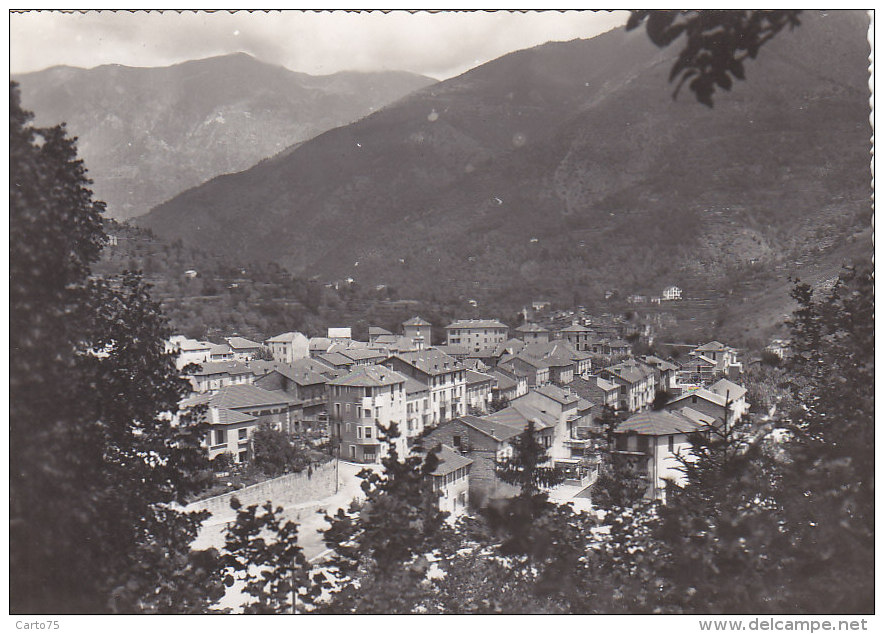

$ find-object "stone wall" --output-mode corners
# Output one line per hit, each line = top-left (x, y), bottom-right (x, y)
(184, 460), (337, 521)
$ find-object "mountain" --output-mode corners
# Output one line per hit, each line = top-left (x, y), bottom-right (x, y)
(138, 11), (872, 341)
(13, 53), (435, 219)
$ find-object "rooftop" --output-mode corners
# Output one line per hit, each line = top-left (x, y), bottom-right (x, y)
(206, 384), (297, 410)
(709, 378), (748, 401)
(265, 331), (307, 344)
(403, 316), (432, 327)
(465, 369), (494, 386)
(187, 360), (253, 377)
(457, 415), (522, 442)
(695, 340), (728, 352)
(368, 326), (393, 336)
(515, 323), (550, 333)
(327, 364), (406, 388)
(211, 408), (257, 426)
(531, 383), (579, 406)
(446, 319), (508, 330)
(615, 410), (703, 436)
(226, 336), (262, 350)
(390, 349), (462, 376)
(428, 444), (474, 477)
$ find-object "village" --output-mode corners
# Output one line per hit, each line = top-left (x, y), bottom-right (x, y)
(168, 287), (765, 521)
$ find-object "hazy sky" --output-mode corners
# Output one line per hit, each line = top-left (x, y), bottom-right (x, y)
(10, 10), (629, 80)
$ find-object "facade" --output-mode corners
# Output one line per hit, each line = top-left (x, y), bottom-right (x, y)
(368, 326), (393, 344)
(514, 323), (551, 343)
(567, 375), (620, 414)
(327, 365), (408, 464)
(186, 361), (254, 393)
(402, 316), (432, 349)
(487, 366), (528, 403)
(662, 286), (683, 301)
(599, 360), (657, 412)
(427, 444), (473, 519)
(557, 324), (593, 351)
(185, 384), (298, 463)
(425, 416), (520, 506)
(225, 336), (263, 362)
(253, 361), (331, 424)
(383, 350), (467, 427)
(500, 353), (551, 387)
(265, 331), (310, 364)
(445, 319), (509, 352)
(166, 335), (211, 370)
(404, 377), (431, 439)
(662, 382), (747, 428)
(464, 369), (494, 414)
(613, 409), (707, 501)
(639, 355), (680, 392)
(327, 327), (352, 343)
(512, 385), (584, 462)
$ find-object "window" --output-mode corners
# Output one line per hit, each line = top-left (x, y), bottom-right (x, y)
(238, 451), (248, 463)
(364, 408), (372, 418)
(357, 427), (362, 439)
(453, 435), (461, 448)
(365, 427), (372, 439)
(350, 445), (356, 458)
(334, 403), (341, 418)
(238, 428), (248, 441)
(214, 429), (227, 445)
(691, 395), (697, 404)
(668, 435), (675, 453)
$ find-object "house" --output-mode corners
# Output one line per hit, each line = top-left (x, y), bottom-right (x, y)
(315, 351), (357, 372)
(662, 382), (747, 428)
(691, 341), (741, 377)
(612, 409), (709, 501)
(598, 360), (657, 412)
(368, 326), (393, 344)
(662, 285), (683, 301)
(336, 347), (388, 367)
(185, 360), (254, 393)
(556, 323), (593, 351)
(383, 349), (467, 426)
(424, 416), (520, 505)
(445, 319), (509, 352)
(484, 401), (557, 458)
(766, 338), (791, 360)
(402, 316), (433, 349)
(638, 355), (680, 392)
(514, 323), (551, 343)
(522, 340), (592, 382)
(327, 327), (352, 343)
(166, 336), (211, 370)
(512, 384), (586, 462)
(499, 353), (550, 387)
(487, 366), (528, 403)
(265, 331), (310, 364)
(327, 365), (408, 463)
(567, 375), (620, 414)
(308, 337), (336, 358)
(225, 336), (263, 362)
(253, 360), (332, 425)
(433, 344), (472, 361)
(183, 384), (299, 463)
(425, 444), (473, 519)
(677, 355), (717, 387)
(464, 369), (494, 414)
(208, 342), (234, 362)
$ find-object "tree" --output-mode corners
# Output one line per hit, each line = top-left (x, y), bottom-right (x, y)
(589, 406), (648, 511)
(10, 82), (219, 613)
(250, 422), (305, 477)
(222, 500), (314, 614)
(627, 10), (803, 106)
(317, 425), (451, 613)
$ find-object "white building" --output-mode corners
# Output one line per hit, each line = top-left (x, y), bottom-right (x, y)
(445, 319), (509, 353)
(265, 331), (310, 364)
(662, 286), (683, 301)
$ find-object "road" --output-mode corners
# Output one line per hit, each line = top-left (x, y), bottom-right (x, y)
(191, 460), (377, 611)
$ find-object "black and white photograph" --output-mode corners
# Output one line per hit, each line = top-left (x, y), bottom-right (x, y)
(8, 8), (875, 623)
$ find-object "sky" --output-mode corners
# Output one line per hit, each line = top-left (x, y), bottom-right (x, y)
(10, 10), (629, 80)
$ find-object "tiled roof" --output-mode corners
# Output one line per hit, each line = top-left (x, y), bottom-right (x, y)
(404, 376), (430, 395)
(317, 352), (356, 367)
(445, 319), (508, 330)
(308, 337), (334, 351)
(488, 369), (517, 391)
(709, 378), (748, 401)
(434, 344), (471, 357)
(368, 326), (393, 336)
(226, 336), (262, 350)
(267, 363), (329, 386)
(641, 355), (679, 373)
(428, 444), (473, 476)
(486, 401), (555, 431)
(577, 397), (595, 412)
(291, 357), (344, 379)
(677, 407), (717, 426)
(172, 338), (211, 352)
(208, 343), (232, 355)
(513, 352), (550, 369)
(403, 316), (432, 326)
(187, 361), (253, 377)
(695, 340), (727, 351)
(390, 349), (461, 376)
(532, 384), (579, 406)
(615, 410), (702, 436)
(667, 387), (728, 408)
(515, 323), (549, 333)
(559, 324), (592, 333)
(211, 408), (257, 425)
(265, 331), (307, 343)
(465, 369), (494, 386)
(327, 364), (407, 388)
(207, 384), (297, 410)
(467, 346), (499, 358)
(493, 338), (525, 357)
(457, 415), (521, 442)
(339, 348), (387, 362)
(603, 360), (654, 384)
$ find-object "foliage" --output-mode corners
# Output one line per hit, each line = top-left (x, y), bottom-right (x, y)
(250, 422), (307, 477)
(222, 500), (314, 614)
(494, 420), (564, 496)
(627, 10), (803, 106)
(488, 395), (510, 413)
(589, 406), (648, 511)
(9, 82), (219, 613)
(317, 425), (451, 613)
